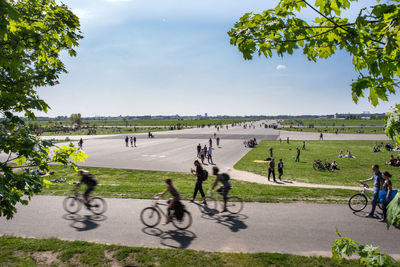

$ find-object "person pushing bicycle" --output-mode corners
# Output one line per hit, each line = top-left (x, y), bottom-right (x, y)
(74, 169), (98, 206)
(156, 178), (181, 225)
(210, 166), (231, 212)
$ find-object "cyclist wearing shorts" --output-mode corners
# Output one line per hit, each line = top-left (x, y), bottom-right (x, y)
(74, 170), (98, 206)
(210, 166), (231, 212)
(157, 178), (181, 224)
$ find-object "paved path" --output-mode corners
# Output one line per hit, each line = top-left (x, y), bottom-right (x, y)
(0, 196), (399, 259)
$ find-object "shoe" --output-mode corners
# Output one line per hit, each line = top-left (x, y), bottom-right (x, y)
(162, 220), (171, 225)
(221, 209), (228, 212)
(190, 199), (194, 203)
(202, 200), (207, 205)
(378, 218), (386, 222)
(364, 214), (374, 218)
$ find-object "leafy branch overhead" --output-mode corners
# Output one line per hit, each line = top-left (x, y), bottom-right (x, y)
(0, 0), (85, 219)
(228, 0), (400, 107)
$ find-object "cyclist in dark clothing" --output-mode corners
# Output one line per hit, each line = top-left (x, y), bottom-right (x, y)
(190, 160), (206, 204)
(210, 166), (231, 212)
(74, 170), (98, 205)
(156, 178), (181, 224)
(380, 171), (393, 222)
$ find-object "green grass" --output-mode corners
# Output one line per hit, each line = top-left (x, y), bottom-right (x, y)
(234, 140), (400, 187)
(281, 119), (384, 127)
(280, 126), (385, 134)
(0, 235), (367, 267)
(42, 166), (356, 204)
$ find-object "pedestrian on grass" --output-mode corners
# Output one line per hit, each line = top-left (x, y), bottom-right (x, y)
(279, 138), (282, 144)
(133, 136), (136, 147)
(278, 159), (284, 180)
(295, 147), (300, 162)
(302, 141), (306, 150)
(269, 147), (273, 157)
(197, 144), (202, 158)
(287, 137), (289, 144)
(190, 160), (206, 203)
(208, 147), (214, 165)
(125, 136), (129, 147)
(360, 165), (384, 218)
(130, 137), (133, 147)
(268, 158), (276, 182)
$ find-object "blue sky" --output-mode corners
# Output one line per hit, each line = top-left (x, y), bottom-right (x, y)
(37, 0), (399, 117)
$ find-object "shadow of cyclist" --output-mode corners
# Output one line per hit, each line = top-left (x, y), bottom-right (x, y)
(215, 214), (248, 232)
(63, 214), (107, 232)
(141, 227), (197, 249)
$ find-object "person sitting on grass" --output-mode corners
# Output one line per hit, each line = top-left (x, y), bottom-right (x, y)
(331, 161), (339, 170)
(338, 150), (344, 158)
(156, 178), (181, 225)
(388, 155), (397, 166)
(344, 150), (354, 158)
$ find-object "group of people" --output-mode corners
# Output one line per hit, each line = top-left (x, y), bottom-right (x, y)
(387, 155), (400, 167)
(338, 150), (354, 158)
(196, 138), (219, 165)
(125, 136), (137, 147)
(267, 158), (284, 182)
(360, 165), (393, 222)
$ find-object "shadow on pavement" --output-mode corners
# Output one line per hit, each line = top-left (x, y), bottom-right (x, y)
(141, 227), (197, 249)
(62, 213), (107, 232)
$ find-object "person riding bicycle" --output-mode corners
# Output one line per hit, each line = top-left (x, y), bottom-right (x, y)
(210, 166), (231, 212)
(156, 178), (181, 225)
(74, 169), (98, 206)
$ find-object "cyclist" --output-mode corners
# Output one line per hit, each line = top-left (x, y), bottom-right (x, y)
(156, 178), (181, 224)
(74, 169), (98, 206)
(360, 164), (383, 218)
(210, 166), (231, 212)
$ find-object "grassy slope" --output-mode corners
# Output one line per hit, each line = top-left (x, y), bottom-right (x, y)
(0, 235), (365, 267)
(42, 166), (356, 204)
(234, 140), (400, 187)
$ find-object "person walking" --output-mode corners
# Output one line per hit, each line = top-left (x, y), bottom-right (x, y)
(125, 136), (129, 147)
(197, 144), (202, 158)
(320, 132), (323, 140)
(200, 148), (205, 164)
(360, 165), (384, 218)
(295, 147), (300, 162)
(208, 147), (214, 165)
(269, 147), (273, 157)
(203, 145), (208, 159)
(78, 138), (83, 149)
(268, 158), (276, 182)
(209, 138), (212, 148)
(302, 141), (306, 150)
(379, 171), (393, 222)
(287, 137), (289, 144)
(216, 137), (220, 147)
(279, 138), (282, 144)
(133, 136), (136, 147)
(278, 159), (284, 180)
(130, 137), (133, 147)
(190, 160), (206, 203)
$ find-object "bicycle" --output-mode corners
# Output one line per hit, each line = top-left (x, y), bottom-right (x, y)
(63, 189), (107, 215)
(140, 195), (192, 230)
(348, 183), (383, 212)
(197, 191), (243, 215)
(313, 159), (332, 172)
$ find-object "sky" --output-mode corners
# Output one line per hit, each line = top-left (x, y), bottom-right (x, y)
(36, 0), (400, 117)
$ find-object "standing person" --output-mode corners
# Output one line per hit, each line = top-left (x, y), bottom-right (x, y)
(269, 147), (273, 157)
(216, 137), (220, 147)
(130, 137), (133, 147)
(208, 147), (214, 165)
(190, 160), (206, 203)
(125, 136), (129, 147)
(133, 136), (136, 147)
(78, 138), (83, 149)
(156, 178), (181, 224)
(200, 148), (205, 164)
(360, 165), (384, 218)
(209, 138), (213, 148)
(268, 158), (276, 182)
(279, 138), (282, 144)
(302, 141), (306, 150)
(277, 159), (284, 180)
(287, 137), (290, 144)
(203, 145), (208, 159)
(295, 147), (300, 162)
(379, 171), (393, 222)
(320, 132), (323, 140)
(197, 144), (202, 158)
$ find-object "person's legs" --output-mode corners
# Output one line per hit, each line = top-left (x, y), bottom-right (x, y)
(368, 190), (379, 216)
(198, 181), (206, 201)
(278, 170), (283, 180)
(192, 182), (199, 200)
(272, 170), (276, 182)
(268, 169), (271, 181)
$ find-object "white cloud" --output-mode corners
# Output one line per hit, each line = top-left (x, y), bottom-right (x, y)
(105, 0), (132, 2)
(276, 64), (287, 70)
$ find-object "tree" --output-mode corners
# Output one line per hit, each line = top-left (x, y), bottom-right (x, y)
(70, 113), (82, 128)
(0, 0), (86, 219)
(228, 0), (400, 142)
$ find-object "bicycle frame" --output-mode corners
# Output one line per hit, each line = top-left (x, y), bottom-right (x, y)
(150, 199), (169, 219)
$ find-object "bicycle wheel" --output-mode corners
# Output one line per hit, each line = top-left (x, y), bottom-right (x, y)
(313, 163), (318, 170)
(226, 196), (244, 214)
(140, 207), (161, 227)
(197, 197), (218, 215)
(348, 193), (367, 212)
(172, 210), (192, 230)
(63, 196), (82, 214)
(88, 197), (107, 215)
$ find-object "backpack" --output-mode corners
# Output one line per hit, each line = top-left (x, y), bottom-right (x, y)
(201, 169), (208, 181)
(220, 173), (230, 181)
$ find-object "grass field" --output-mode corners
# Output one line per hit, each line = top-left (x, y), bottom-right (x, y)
(42, 166), (356, 204)
(280, 126), (385, 134)
(281, 119), (384, 127)
(0, 235), (366, 267)
(234, 140), (400, 187)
